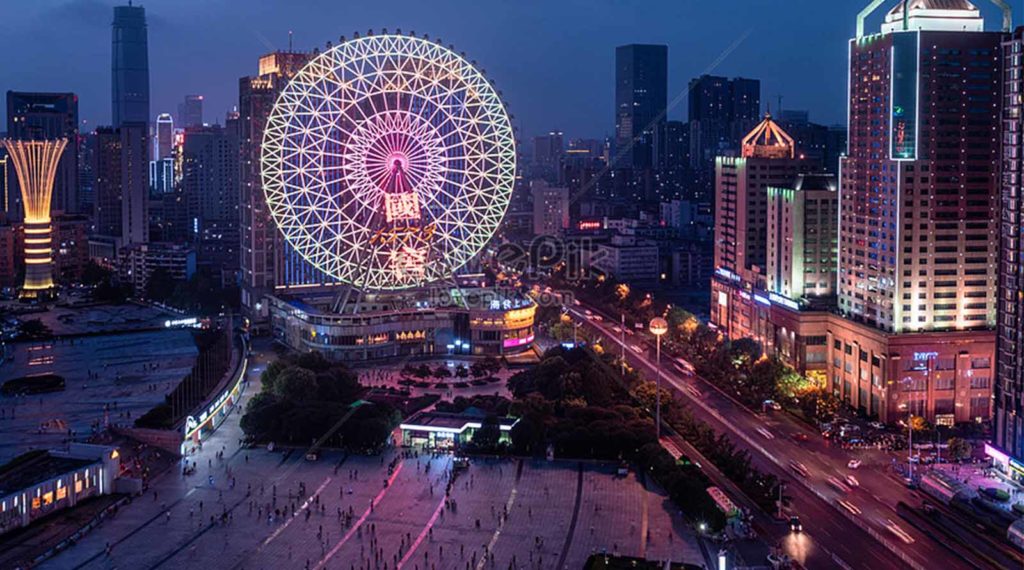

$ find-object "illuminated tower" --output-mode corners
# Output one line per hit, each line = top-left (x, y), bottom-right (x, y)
(1, 139), (68, 297)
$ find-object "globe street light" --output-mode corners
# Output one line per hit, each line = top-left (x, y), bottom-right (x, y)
(650, 317), (669, 440)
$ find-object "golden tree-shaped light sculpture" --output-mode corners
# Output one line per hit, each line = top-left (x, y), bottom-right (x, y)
(2, 138), (68, 298)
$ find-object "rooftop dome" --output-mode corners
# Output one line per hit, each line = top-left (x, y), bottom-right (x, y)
(741, 113), (795, 160)
(881, 0), (984, 33)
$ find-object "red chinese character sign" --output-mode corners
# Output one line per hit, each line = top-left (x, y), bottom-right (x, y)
(261, 34), (516, 290)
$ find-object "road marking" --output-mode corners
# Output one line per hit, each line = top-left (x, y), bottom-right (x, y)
(473, 486), (519, 570)
(398, 493), (447, 569)
(260, 476), (332, 548)
(315, 461), (405, 569)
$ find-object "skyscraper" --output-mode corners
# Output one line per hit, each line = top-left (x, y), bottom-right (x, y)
(687, 75), (761, 168)
(614, 44), (667, 171)
(178, 95), (203, 128)
(6, 92), (80, 215)
(531, 131), (564, 183)
(112, 3), (149, 128)
(180, 120), (239, 279)
(993, 25), (1024, 475)
(710, 114), (817, 340)
(94, 124), (148, 247)
(239, 50), (310, 327)
(839, 0), (1001, 333)
(155, 113), (173, 159)
(823, 0), (1007, 424)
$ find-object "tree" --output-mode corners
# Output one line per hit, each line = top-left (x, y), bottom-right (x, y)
(728, 338), (762, 368)
(946, 437), (973, 462)
(454, 364), (469, 378)
(908, 415), (930, 432)
(473, 415), (502, 450)
(144, 267), (179, 302)
(18, 319), (52, 340)
(271, 367), (318, 401)
(432, 365), (452, 379)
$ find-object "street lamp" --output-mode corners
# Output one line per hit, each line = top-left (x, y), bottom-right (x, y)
(650, 317), (669, 440)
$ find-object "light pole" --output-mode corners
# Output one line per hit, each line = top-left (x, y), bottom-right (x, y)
(649, 317), (668, 440)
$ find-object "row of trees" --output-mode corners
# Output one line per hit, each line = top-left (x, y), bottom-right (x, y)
(661, 306), (841, 425)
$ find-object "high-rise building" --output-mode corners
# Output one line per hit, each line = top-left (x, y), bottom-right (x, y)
(180, 120), (239, 278)
(530, 180), (569, 236)
(78, 132), (96, 215)
(822, 0), (1007, 424)
(111, 4), (149, 128)
(839, 0), (1001, 333)
(178, 95), (203, 128)
(6, 92), (80, 215)
(93, 123), (149, 247)
(655, 120), (688, 172)
(765, 173), (838, 301)
(531, 131), (564, 183)
(614, 44), (668, 171)
(710, 114), (817, 339)
(993, 25), (1024, 476)
(150, 113), (175, 195)
(155, 113), (173, 159)
(239, 50), (310, 327)
(687, 75), (761, 168)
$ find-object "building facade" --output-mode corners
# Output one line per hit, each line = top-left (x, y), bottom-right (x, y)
(180, 122), (240, 278)
(93, 124), (149, 248)
(178, 95), (203, 128)
(268, 288), (536, 361)
(531, 180), (569, 236)
(111, 4), (149, 128)
(994, 25), (1024, 473)
(765, 173), (838, 301)
(687, 75), (761, 169)
(710, 115), (817, 340)
(239, 51), (311, 328)
(614, 44), (668, 171)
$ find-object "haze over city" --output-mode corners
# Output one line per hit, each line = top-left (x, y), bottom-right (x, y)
(0, 1), (1023, 570)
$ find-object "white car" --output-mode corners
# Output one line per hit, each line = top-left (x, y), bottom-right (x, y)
(845, 475), (860, 488)
(630, 344), (644, 354)
(847, 459), (862, 469)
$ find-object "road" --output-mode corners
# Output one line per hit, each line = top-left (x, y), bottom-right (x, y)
(567, 303), (980, 570)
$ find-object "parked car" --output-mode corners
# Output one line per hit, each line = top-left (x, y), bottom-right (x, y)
(847, 459), (862, 469)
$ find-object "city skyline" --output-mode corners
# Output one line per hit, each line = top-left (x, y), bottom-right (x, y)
(7, 0), (1012, 139)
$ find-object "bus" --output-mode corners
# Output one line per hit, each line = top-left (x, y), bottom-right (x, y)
(919, 471), (977, 506)
(707, 486), (740, 518)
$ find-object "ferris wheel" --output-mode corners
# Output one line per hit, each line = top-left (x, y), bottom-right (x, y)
(261, 33), (516, 291)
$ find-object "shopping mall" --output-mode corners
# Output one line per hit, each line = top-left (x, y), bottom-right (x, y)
(267, 285), (536, 362)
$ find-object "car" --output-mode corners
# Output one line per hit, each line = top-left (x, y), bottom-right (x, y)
(789, 461), (810, 478)
(630, 344), (644, 354)
(868, 421), (885, 430)
(837, 499), (862, 515)
(844, 475), (860, 488)
(789, 516), (802, 532)
(763, 399), (782, 411)
(847, 459), (862, 469)
(792, 433), (810, 443)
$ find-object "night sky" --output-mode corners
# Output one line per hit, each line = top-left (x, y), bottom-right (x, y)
(0, 0), (1009, 139)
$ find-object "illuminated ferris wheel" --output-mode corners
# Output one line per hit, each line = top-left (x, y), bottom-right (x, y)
(261, 33), (516, 291)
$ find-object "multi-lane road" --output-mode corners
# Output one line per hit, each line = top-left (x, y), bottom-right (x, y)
(565, 301), (982, 570)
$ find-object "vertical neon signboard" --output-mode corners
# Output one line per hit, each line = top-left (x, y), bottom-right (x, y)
(890, 32), (919, 160)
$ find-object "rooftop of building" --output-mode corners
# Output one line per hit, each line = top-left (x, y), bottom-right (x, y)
(0, 450), (96, 498)
(400, 408), (518, 433)
(887, 0), (978, 16)
(741, 113), (795, 159)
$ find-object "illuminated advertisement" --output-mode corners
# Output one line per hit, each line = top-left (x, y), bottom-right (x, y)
(890, 32), (919, 160)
